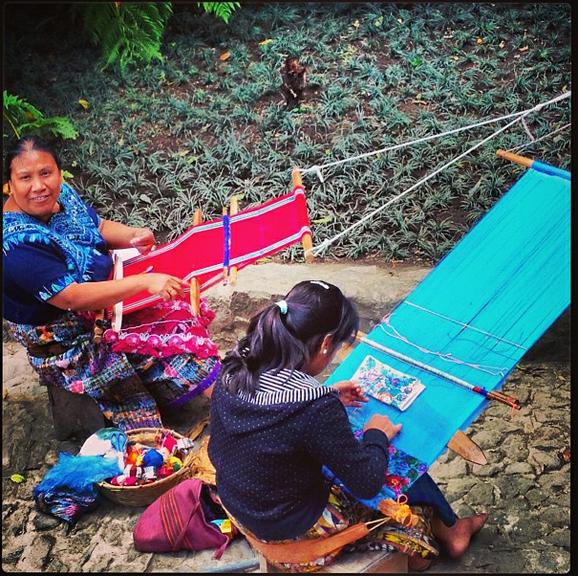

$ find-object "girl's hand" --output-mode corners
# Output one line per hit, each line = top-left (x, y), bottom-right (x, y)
(144, 273), (188, 301)
(130, 227), (156, 255)
(331, 380), (368, 407)
(364, 414), (402, 441)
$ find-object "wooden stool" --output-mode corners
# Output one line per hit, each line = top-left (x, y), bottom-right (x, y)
(256, 549), (408, 573)
(43, 379), (106, 441)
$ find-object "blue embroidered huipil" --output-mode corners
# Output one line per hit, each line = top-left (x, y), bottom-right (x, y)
(3, 183), (112, 324)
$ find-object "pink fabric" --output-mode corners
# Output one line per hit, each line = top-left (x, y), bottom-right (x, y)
(133, 478), (230, 558)
(103, 298), (219, 358)
(120, 186), (311, 314)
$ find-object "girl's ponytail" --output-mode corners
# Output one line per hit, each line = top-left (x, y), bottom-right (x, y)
(220, 280), (359, 395)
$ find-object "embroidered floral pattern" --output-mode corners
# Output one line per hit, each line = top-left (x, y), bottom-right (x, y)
(3, 184), (109, 293)
(102, 298), (219, 359)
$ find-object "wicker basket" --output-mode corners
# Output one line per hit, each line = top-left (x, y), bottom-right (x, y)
(98, 427), (195, 507)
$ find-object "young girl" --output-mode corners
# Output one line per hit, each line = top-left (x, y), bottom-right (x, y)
(208, 280), (487, 571)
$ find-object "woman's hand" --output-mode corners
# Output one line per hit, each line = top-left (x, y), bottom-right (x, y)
(331, 380), (368, 407)
(144, 273), (189, 301)
(130, 227), (156, 255)
(363, 414), (402, 441)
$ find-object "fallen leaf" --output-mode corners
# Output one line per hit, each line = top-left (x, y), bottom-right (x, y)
(312, 215), (334, 224)
(476, 37), (484, 45)
(10, 474), (25, 484)
(219, 51), (231, 61)
(259, 38), (273, 46)
(352, 19), (360, 28)
(499, 40), (505, 48)
(518, 46), (529, 52)
(78, 98), (90, 110)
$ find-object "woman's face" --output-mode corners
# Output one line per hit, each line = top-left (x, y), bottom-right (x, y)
(8, 149), (62, 222)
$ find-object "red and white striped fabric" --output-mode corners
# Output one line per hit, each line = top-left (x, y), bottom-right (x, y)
(120, 186), (311, 314)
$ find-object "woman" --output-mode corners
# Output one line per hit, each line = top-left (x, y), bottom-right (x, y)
(3, 136), (220, 430)
(208, 280), (488, 571)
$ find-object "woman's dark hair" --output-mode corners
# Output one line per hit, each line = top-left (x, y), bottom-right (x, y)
(5, 136), (61, 181)
(221, 280), (359, 394)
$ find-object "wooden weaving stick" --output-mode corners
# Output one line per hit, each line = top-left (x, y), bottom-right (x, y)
(190, 208), (203, 316)
(111, 252), (124, 333)
(496, 149), (533, 168)
(447, 430), (487, 465)
(292, 167), (315, 263)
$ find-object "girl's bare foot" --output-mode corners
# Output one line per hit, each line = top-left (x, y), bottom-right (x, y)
(431, 513), (489, 559)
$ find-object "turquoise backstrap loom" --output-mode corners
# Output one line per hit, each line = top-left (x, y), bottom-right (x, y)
(324, 150), (571, 507)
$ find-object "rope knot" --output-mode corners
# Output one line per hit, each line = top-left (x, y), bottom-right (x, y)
(377, 494), (419, 527)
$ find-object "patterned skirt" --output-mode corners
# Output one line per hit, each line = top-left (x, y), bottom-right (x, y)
(6, 304), (220, 431)
(232, 485), (439, 573)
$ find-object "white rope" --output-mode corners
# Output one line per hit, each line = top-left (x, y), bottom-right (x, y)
(507, 122), (571, 153)
(300, 92), (571, 179)
(378, 319), (507, 376)
(309, 91), (571, 257)
(402, 301), (528, 350)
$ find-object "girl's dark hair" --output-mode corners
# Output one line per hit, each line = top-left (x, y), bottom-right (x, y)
(221, 280), (359, 395)
(5, 136), (61, 181)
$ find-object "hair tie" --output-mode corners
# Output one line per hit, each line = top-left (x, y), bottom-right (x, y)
(275, 300), (288, 315)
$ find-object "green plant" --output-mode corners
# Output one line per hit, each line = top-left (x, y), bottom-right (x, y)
(81, 3), (173, 72)
(197, 2), (240, 24)
(80, 2), (240, 73)
(3, 91), (77, 140)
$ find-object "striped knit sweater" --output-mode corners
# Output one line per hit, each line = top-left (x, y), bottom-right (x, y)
(208, 368), (390, 541)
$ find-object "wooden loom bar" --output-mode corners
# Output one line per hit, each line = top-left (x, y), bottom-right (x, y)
(496, 149), (534, 168)
(358, 335), (521, 408)
(190, 208), (203, 316)
(292, 167), (315, 264)
(112, 252), (124, 333)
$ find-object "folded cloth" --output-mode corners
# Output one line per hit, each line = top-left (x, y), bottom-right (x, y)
(33, 452), (123, 526)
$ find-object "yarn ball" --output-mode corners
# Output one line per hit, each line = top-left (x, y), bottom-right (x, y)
(142, 449), (164, 468)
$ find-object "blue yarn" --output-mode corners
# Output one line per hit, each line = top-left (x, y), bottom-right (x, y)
(34, 453), (123, 497)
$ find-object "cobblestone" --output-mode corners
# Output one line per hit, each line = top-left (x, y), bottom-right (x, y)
(2, 263), (570, 573)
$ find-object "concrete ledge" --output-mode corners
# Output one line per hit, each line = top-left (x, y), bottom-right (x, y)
(206, 261), (431, 340)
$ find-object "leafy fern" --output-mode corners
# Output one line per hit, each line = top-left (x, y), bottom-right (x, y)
(3, 91), (77, 140)
(197, 2), (240, 24)
(81, 2), (173, 72)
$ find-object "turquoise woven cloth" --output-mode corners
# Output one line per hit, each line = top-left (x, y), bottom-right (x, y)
(325, 162), (570, 505)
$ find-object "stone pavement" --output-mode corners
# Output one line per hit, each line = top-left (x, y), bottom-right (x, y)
(2, 262), (571, 573)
